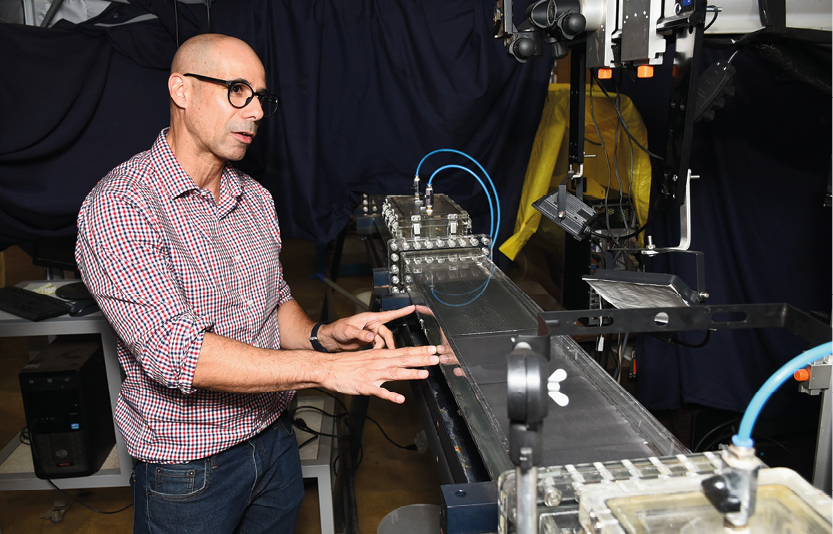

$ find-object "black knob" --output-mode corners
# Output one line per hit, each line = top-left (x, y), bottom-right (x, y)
(560, 12), (586, 36)
(513, 36), (537, 59)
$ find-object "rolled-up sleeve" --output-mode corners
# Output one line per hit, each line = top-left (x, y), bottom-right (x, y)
(76, 184), (209, 394)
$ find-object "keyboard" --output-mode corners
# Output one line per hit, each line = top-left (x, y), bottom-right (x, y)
(0, 286), (72, 321)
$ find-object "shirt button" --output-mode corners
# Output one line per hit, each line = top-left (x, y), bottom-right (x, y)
(234, 255), (242, 262)
(247, 300), (254, 307)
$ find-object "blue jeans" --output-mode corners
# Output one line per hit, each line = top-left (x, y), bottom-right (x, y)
(132, 413), (304, 534)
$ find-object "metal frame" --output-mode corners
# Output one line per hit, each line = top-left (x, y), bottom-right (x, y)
(513, 302), (832, 492)
(0, 281), (132, 491)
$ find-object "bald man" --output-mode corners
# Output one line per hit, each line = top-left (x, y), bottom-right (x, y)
(76, 34), (442, 533)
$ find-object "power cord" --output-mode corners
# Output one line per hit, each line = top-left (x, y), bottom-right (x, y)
(19, 425), (133, 515)
(292, 395), (418, 451)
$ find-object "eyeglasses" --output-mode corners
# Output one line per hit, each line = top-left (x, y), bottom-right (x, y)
(184, 73), (279, 118)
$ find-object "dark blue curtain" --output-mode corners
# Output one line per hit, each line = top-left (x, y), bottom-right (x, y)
(0, 0), (551, 255)
(619, 46), (831, 418)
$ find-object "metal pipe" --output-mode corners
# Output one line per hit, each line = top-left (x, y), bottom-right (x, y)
(40, 0), (65, 27)
(812, 364), (832, 492)
(515, 466), (538, 534)
(320, 277), (370, 312)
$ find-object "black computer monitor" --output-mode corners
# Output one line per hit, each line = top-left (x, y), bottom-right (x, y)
(31, 235), (79, 273)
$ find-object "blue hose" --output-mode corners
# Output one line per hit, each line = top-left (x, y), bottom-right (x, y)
(416, 149), (501, 248)
(429, 165), (494, 241)
(732, 341), (832, 448)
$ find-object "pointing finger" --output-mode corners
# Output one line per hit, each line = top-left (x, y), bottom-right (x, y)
(366, 305), (415, 325)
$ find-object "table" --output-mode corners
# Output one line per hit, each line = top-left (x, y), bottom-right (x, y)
(0, 280), (132, 490)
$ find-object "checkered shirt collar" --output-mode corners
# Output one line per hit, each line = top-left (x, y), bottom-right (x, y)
(151, 128), (243, 201)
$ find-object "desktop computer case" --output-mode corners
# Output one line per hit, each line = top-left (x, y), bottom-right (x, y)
(18, 335), (116, 479)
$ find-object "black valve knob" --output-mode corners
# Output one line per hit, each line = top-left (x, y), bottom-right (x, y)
(559, 12), (586, 36)
(513, 36), (538, 59)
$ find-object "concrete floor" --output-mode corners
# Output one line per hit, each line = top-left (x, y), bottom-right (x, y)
(0, 238), (441, 533)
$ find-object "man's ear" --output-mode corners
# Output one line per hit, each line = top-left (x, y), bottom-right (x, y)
(169, 73), (188, 109)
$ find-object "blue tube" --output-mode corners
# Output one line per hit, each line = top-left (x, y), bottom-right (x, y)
(430, 264), (496, 307)
(429, 165), (494, 241)
(416, 149), (501, 248)
(732, 341), (832, 448)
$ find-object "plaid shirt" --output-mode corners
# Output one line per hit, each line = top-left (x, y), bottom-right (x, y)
(76, 129), (294, 463)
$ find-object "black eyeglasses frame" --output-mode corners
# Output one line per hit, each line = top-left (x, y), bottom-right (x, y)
(183, 73), (279, 118)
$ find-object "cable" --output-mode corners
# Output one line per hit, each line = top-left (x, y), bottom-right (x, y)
(429, 165), (495, 242)
(297, 435), (318, 450)
(19, 426), (132, 514)
(415, 149), (501, 250)
(671, 329), (713, 349)
(313, 388), (349, 412)
(47, 480), (134, 514)
(704, 8), (719, 32)
(588, 75), (616, 242)
(173, 0), (179, 48)
(365, 415), (417, 451)
(301, 390), (416, 450)
(589, 209), (659, 242)
(693, 418), (739, 452)
(591, 71), (664, 161)
(733, 341), (832, 448)
(615, 73), (638, 238)
(610, 78), (630, 237)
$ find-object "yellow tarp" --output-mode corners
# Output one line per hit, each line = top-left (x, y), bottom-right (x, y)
(500, 83), (652, 260)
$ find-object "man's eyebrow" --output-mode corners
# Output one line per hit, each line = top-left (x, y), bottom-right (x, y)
(230, 77), (270, 94)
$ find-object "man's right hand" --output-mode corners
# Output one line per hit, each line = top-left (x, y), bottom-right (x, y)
(316, 344), (443, 404)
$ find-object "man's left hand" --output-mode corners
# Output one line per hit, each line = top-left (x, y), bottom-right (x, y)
(318, 305), (416, 351)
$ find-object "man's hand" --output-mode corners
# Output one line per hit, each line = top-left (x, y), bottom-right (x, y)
(318, 305), (416, 351)
(316, 344), (443, 403)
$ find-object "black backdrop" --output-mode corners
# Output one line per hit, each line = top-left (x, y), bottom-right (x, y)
(0, 0), (551, 253)
(616, 45), (831, 418)
(2, 3), (830, 418)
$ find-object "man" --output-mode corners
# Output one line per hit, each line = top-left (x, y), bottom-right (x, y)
(76, 34), (441, 533)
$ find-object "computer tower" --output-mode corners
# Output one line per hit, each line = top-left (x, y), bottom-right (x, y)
(18, 335), (116, 479)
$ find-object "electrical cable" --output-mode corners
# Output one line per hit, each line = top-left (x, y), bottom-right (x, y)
(733, 341), (832, 448)
(173, 0), (179, 48)
(615, 73), (639, 238)
(671, 329), (713, 349)
(313, 388), (349, 412)
(20, 425), (132, 515)
(610, 79), (631, 237)
(303, 390), (416, 450)
(591, 71), (664, 161)
(589, 209), (659, 242)
(47, 480), (134, 514)
(365, 415), (417, 451)
(588, 77), (616, 241)
(704, 8), (719, 32)
(693, 418), (739, 452)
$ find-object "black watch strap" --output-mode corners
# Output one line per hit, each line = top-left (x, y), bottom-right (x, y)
(309, 322), (329, 353)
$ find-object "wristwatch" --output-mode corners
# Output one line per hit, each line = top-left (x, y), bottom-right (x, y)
(309, 322), (329, 353)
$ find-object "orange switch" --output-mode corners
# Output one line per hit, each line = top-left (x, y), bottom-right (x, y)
(597, 68), (613, 80)
(794, 368), (811, 382)
(637, 65), (654, 78)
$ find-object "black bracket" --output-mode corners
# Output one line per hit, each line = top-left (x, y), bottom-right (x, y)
(528, 303), (831, 348)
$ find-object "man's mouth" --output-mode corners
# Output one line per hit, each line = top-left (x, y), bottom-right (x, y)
(233, 131), (255, 144)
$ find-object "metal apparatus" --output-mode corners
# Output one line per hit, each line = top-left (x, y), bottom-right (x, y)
(374, 194), (492, 297)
